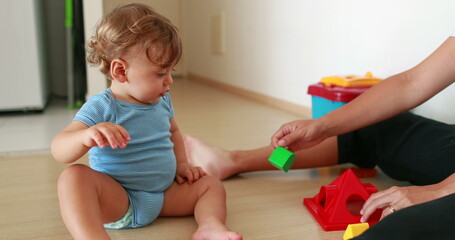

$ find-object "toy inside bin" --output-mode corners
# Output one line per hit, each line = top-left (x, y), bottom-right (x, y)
(308, 73), (382, 119)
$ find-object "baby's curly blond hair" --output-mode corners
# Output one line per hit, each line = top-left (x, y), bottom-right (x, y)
(86, 3), (182, 80)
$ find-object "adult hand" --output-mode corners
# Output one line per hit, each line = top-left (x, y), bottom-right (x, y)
(360, 185), (442, 222)
(270, 119), (328, 152)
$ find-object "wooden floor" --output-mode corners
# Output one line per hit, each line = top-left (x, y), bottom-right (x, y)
(0, 79), (404, 240)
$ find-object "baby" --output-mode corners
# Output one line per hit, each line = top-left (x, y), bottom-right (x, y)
(51, 3), (242, 240)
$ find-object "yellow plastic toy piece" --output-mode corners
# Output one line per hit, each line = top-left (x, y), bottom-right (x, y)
(320, 72), (382, 87)
(343, 223), (369, 240)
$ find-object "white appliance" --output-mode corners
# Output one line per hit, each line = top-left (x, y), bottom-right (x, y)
(0, 0), (47, 111)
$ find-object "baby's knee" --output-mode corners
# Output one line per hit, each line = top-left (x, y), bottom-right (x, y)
(57, 164), (92, 190)
(197, 175), (226, 195)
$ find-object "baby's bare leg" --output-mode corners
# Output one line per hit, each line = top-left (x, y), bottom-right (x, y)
(57, 164), (129, 240)
(160, 175), (242, 240)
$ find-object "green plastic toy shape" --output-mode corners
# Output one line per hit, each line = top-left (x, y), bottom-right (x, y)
(268, 146), (295, 172)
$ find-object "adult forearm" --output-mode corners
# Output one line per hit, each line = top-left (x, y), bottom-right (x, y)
(436, 173), (455, 197)
(320, 71), (424, 138)
(321, 37), (455, 138)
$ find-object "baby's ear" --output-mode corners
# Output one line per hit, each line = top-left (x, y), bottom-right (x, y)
(110, 59), (128, 83)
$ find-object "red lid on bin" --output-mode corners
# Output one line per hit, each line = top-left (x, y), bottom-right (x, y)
(307, 83), (371, 102)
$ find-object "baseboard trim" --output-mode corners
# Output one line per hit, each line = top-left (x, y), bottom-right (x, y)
(188, 73), (311, 118)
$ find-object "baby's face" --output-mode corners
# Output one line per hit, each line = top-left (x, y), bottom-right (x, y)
(121, 46), (175, 104)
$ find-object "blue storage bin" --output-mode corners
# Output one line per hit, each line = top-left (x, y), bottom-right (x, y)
(307, 83), (371, 119)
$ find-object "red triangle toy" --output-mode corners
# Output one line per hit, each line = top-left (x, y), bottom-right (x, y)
(303, 169), (382, 231)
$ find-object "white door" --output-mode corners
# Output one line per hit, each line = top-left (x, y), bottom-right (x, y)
(0, 0), (47, 111)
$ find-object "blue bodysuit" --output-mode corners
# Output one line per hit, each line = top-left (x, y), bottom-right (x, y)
(74, 89), (177, 228)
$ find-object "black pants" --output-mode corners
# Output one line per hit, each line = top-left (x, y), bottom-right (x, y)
(338, 112), (455, 239)
(339, 112), (455, 185)
(353, 193), (455, 240)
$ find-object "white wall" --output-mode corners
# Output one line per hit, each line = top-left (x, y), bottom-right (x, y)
(183, 0), (455, 123)
(83, 0), (105, 98)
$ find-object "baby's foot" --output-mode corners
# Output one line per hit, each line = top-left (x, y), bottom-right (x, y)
(192, 225), (242, 240)
(184, 135), (239, 180)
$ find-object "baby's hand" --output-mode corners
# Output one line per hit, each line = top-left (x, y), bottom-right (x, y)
(82, 122), (130, 149)
(176, 162), (206, 184)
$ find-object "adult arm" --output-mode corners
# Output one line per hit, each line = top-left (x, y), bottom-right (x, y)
(272, 37), (455, 151)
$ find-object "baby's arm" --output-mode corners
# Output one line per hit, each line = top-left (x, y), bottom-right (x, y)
(170, 118), (206, 184)
(51, 121), (130, 163)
